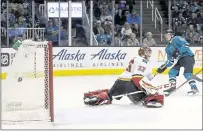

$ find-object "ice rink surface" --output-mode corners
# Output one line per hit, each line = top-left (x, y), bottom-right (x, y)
(2, 73), (202, 129)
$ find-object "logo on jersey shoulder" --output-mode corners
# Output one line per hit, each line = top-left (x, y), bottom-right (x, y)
(142, 59), (148, 64)
(1, 53), (10, 67)
(91, 49), (126, 61)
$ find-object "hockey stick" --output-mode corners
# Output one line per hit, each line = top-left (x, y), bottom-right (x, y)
(167, 69), (203, 97)
(191, 74), (203, 82)
(112, 91), (144, 99)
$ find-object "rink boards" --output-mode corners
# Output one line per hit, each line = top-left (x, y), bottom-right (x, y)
(1, 47), (202, 79)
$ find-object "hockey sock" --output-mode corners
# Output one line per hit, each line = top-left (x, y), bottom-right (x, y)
(184, 73), (197, 90)
(188, 80), (197, 89)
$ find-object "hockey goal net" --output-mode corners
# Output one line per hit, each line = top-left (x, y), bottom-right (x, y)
(2, 40), (54, 123)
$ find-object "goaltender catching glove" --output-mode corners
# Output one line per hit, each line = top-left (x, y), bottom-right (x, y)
(157, 64), (167, 74)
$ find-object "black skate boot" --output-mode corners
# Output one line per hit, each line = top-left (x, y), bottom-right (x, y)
(163, 87), (176, 97)
(187, 88), (199, 96)
(164, 78), (176, 97)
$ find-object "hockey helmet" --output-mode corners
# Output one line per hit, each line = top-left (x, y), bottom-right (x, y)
(165, 29), (174, 41)
(138, 46), (152, 60)
(166, 29), (174, 35)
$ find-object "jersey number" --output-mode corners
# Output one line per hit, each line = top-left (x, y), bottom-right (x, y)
(137, 66), (146, 72)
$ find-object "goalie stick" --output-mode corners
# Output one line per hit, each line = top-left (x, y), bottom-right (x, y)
(167, 69), (203, 97)
(112, 91), (144, 99)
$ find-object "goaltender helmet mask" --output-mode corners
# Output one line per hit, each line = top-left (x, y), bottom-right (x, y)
(165, 29), (174, 42)
(138, 46), (152, 60)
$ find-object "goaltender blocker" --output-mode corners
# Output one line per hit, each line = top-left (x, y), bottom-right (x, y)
(83, 47), (164, 108)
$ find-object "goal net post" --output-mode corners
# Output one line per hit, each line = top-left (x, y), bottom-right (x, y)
(2, 40), (54, 123)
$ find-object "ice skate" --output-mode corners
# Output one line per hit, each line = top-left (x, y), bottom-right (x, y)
(163, 87), (176, 97)
(187, 88), (199, 96)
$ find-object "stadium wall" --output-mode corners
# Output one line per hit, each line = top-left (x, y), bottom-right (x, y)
(1, 47), (202, 80)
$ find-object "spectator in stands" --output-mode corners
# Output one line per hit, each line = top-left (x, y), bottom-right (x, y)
(39, 16), (47, 28)
(197, 8), (203, 24)
(186, 24), (198, 36)
(1, 10), (7, 28)
(1, 27), (7, 47)
(114, 36), (121, 46)
(93, 20), (103, 34)
(103, 20), (113, 35)
(100, 10), (112, 22)
(173, 13), (187, 26)
(143, 32), (156, 47)
(122, 5), (131, 16)
(94, 4), (102, 19)
(172, 5), (180, 18)
(131, 23), (140, 37)
(181, 4), (190, 19)
(118, 0), (126, 9)
(113, 26), (121, 46)
(45, 20), (58, 46)
(59, 26), (68, 47)
(8, 6), (16, 27)
(126, 10), (140, 25)
(8, 23), (24, 37)
(125, 33), (139, 46)
(8, 23), (24, 46)
(189, 1), (201, 13)
(114, 4), (119, 14)
(121, 22), (132, 40)
(115, 9), (126, 31)
(198, 36), (203, 45)
(186, 32), (195, 44)
(186, 30), (199, 45)
(96, 28), (111, 46)
(74, 24), (88, 46)
(100, 2), (110, 16)
(17, 16), (27, 35)
(196, 24), (203, 37)
(186, 12), (198, 27)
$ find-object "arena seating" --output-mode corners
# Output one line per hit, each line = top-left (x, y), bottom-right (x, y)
(1, 0), (203, 47)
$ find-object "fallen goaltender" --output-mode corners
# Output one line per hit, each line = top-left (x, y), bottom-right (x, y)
(83, 46), (165, 108)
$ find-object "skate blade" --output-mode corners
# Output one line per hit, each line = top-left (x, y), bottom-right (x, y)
(187, 92), (200, 96)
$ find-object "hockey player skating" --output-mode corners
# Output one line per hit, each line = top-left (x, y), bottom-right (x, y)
(157, 29), (199, 96)
(84, 47), (164, 108)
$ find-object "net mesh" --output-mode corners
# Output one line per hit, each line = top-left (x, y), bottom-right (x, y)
(2, 40), (53, 123)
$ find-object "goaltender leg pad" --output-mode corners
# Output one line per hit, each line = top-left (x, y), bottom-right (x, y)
(144, 94), (164, 108)
(83, 89), (111, 106)
(84, 89), (109, 97)
(127, 90), (146, 104)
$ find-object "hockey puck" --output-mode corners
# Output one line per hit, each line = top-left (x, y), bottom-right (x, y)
(18, 77), (23, 82)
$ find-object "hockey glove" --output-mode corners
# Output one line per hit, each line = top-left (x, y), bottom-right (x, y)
(84, 89), (112, 106)
(157, 64), (167, 74)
